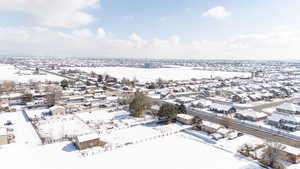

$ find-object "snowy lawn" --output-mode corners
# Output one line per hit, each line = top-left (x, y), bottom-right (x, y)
(35, 115), (93, 141)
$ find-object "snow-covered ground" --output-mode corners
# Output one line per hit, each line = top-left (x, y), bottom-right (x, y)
(0, 111), (41, 146)
(76, 110), (129, 124)
(0, 64), (64, 82)
(2, 111), (299, 169)
(35, 115), (93, 140)
(67, 66), (251, 82)
(0, 133), (266, 169)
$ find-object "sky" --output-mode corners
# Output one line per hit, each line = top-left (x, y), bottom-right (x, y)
(0, 0), (300, 60)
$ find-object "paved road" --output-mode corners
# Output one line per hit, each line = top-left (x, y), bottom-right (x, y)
(148, 96), (300, 147)
(236, 96), (300, 112)
(187, 108), (300, 147)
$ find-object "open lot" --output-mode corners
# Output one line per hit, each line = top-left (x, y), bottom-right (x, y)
(68, 66), (251, 82)
(0, 64), (64, 82)
(0, 132), (266, 169)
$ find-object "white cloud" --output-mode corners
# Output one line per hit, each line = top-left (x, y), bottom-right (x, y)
(202, 6), (231, 19)
(169, 35), (180, 45)
(129, 33), (147, 48)
(0, 0), (99, 28)
(96, 27), (106, 39)
(0, 26), (299, 60)
(72, 28), (93, 38)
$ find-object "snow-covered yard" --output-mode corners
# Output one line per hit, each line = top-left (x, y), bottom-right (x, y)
(67, 66), (251, 82)
(35, 115), (93, 141)
(0, 111), (41, 146)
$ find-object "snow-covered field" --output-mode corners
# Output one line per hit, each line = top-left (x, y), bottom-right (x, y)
(0, 64), (64, 82)
(68, 66), (251, 82)
(0, 133), (266, 169)
(2, 111), (300, 169)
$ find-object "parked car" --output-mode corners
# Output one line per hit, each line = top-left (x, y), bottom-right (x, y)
(4, 120), (13, 126)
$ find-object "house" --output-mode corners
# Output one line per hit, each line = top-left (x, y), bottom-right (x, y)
(175, 97), (195, 104)
(216, 128), (233, 137)
(279, 144), (300, 164)
(67, 96), (85, 102)
(235, 109), (267, 122)
(276, 103), (300, 114)
(232, 94), (250, 104)
(93, 94), (106, 100)
(26, 99), (46, 108)
(176, 114), (194, 125)
(0, 128), (8, 145)
(191, 99), (212, 108)
(200, 120), (223, 134)
(49, 105), (65, 115)
(209, 103), (236, 114)
(268, 112), (300, 131)
(0, 93), (23, 105)
(75, 133), (105, 150)
(266, 144), (300, 164)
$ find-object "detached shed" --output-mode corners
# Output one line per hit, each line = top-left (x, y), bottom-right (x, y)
(0, 128), (8, 145)
(176, 114), (194, 125)
(50, 105), (66, 115)
(75, 133), (105, 150)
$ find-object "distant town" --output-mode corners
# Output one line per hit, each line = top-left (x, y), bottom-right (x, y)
(0, 57), (300, 169)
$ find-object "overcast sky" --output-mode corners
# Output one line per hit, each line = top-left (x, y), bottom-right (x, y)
(0, 0), (299, 60)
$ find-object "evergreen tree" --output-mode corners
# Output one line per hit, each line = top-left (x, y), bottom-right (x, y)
(60, 79), (69, 89)
(176, 103), (187, 114)
(129, 90), (150, 117)
(158, 104), (178, 122)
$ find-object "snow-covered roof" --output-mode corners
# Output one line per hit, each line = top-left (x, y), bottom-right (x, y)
(202, 121), (222, 129)
(177, 114), (194, 120)
(49, 105), (65, 111)
(277, 103), (300, 113)
(176, 97), (195, 103)
(217, 128), (231, 135)
(210, 103), (234, 111)
(281, 144), (300, 155)
(237, 109), (267, 119)
(268, 112), (300, 123)
(77, 133), (99, 143)
(0, 93), (23, 99)
(191, 99), (212, 106)
(0, 127), (7, 136)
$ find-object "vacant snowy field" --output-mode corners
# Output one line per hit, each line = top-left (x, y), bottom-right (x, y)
(68, 66), (251, 82)
(0, 64), (64, 82)
(0, 134), (266, 169)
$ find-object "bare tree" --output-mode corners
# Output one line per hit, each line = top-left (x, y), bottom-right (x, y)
(1, 80), (16, 93)
(44, 86), (62, 106)
(262, 141), (286, 167)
